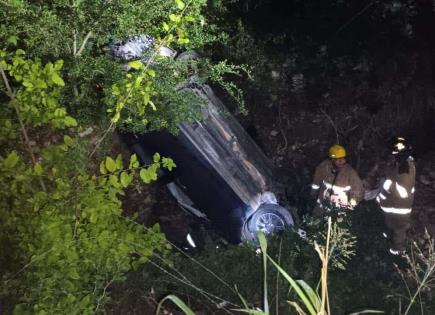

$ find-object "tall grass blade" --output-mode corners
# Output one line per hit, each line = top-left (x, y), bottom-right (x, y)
(235, 285), (252, 311)
(156, 294), (196, 315)
(232, 309), (268, 315)
(258, 232), (270, 314)
(347, 310), (385, 315)
(296, 279), (321, 310)
(287, 301), (308, 315)
(266, 253), (317, 315)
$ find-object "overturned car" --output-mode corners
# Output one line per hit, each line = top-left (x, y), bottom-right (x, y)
(114, 36), (295, 243)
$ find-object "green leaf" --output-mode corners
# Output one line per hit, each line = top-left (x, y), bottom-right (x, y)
(147, 69), (156, 77)
(139, 169), (150, 184)
(4, 151), (19, 168)
(54, 60), (64, 70)
(99, 161), (107, 175)
(177, 38), (190, 45)
(143, 93), (150, 105)
(64, 116), (77, 127)
(90, 212), (97, 224)
(64, 135), (73, 146)
(109, 174), (120, 188)
(111, 112), (121, 123)
(153, 153), (161, 163)
(115, 154), (123, 170)
(149, 165), (158, 181)
(34, 163), (43, 175)
(162, 157), (176, 171)
(162, 22), (170, 32)
(175, 0), (185, 9)
(22, 80), (33, 87)
(128, 60), (143, 70)
(149, 100), (156, 111)
(120, 172), (131, 188)
(156, 295), (195, 315)
(7, 35), (18, 45)
(169, 14), (179, 22)
(35, 79), (47, 89)
(68, 269), (80, 280)
(105, 157), (116, 173)
(51, 72), (65, 86)
(135, 75), (144, 87)
(129, 154), (139, 169)
(79, 295), (92, 309)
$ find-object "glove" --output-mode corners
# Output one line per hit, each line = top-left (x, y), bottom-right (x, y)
(349, 198), (357, 208)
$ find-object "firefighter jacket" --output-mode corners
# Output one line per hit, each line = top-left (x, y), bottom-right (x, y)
(377, 157), (416, 214)
(311, 159), (364, 208)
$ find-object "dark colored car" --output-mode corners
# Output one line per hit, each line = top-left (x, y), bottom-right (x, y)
(115, 37), (295, 244)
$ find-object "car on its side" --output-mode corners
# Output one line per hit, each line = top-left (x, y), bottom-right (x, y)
(113, 36), (295, 244)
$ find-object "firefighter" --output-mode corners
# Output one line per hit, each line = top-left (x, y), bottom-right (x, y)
(377, 137), (416, 255)
(310, 144), (364, 215)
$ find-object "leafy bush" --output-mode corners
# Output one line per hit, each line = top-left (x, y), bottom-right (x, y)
(0, 0), (247, 132)
(0, 50), (173, 313)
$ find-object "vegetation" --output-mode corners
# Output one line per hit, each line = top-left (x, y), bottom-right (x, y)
(112, 204), (435, 314)
(1, 0), (435, 314)
(0, 0), (245, 312)
(0, 48), (178, 313)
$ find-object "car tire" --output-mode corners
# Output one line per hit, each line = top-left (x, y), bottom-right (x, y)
(242, 203), (294, 242)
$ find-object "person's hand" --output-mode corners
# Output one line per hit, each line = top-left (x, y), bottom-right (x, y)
(350, 198), (357, 208)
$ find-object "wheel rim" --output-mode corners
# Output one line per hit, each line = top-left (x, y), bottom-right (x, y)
(255, 213), (286, 234)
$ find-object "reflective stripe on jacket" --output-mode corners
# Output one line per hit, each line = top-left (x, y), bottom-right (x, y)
(377, 157), (415, 214)
(311, 159), (364, 206)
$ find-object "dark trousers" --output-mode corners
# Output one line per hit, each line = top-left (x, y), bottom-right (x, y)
(384, 212), (411, 251)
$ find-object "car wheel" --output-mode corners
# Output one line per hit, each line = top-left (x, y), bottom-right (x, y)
(242, 203), (294, 242)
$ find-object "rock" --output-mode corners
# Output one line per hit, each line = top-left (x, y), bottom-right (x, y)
(419, 175), (431, 185)
(270, 130), (278, 136)
(429, 171), (435, 180)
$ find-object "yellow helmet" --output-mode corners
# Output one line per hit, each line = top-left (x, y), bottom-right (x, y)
(328, 144), (346, 159)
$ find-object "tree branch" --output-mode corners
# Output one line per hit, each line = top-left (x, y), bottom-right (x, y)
(0, 63), (46, 192)
(73, 30), (77, 55)
(75, 31), (92, 56)
(320, 108), (340, 144)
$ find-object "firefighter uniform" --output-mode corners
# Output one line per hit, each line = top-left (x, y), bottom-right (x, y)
(311, 159), (364, 215)
(377, 156), (416, 252)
